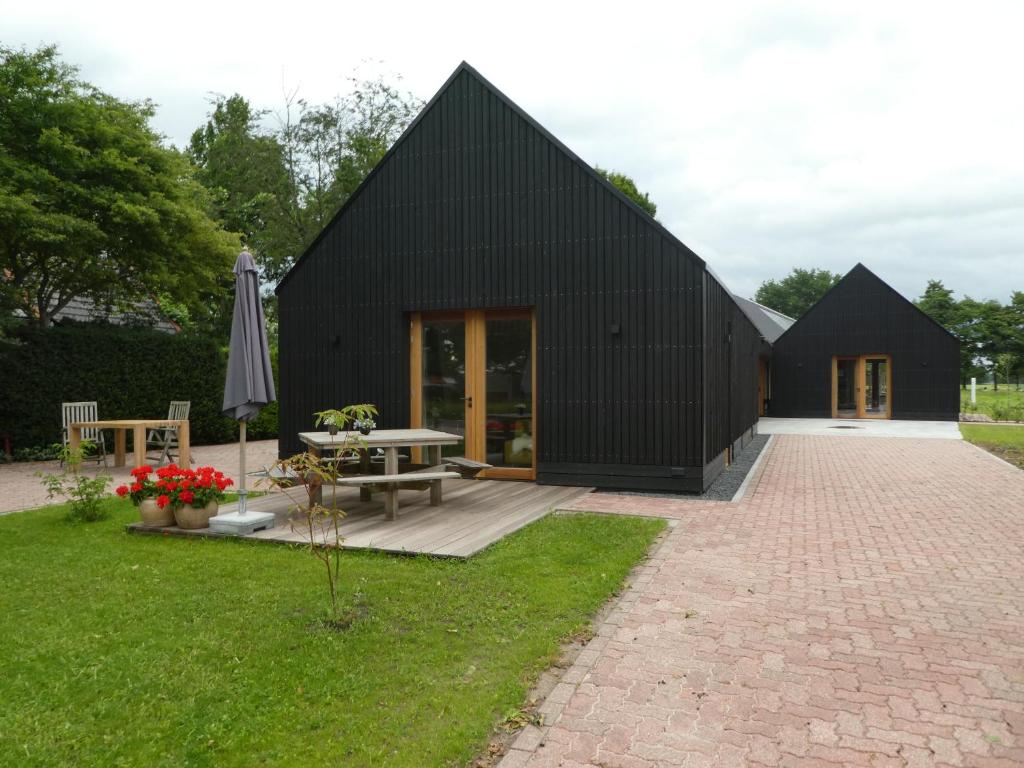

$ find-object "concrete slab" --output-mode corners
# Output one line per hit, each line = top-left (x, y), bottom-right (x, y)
(758, 416), (962, 439)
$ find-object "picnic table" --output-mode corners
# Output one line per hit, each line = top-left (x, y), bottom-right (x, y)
(298, 428), (463, 520)
(69, 419), (190, 469)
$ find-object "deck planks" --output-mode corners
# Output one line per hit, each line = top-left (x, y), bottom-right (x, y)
(126, 479), (592, 559)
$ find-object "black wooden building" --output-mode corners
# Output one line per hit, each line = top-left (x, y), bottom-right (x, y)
(768, 264), (960, 421)
(276, 62), (761, 492)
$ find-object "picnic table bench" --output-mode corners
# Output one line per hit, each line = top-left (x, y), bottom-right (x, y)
(298, 429), (467, 520)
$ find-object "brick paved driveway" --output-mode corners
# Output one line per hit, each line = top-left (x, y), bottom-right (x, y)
(506, 435), (1024, 767)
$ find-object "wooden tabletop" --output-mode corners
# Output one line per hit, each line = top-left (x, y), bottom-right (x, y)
(298, 428), (462, 450)
(70, 419), (187, 428)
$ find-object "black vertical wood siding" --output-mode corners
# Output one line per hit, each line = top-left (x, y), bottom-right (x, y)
(769, 264), (960, 420)
(277, 63), (761, 491)
(702, 273), (761, 485)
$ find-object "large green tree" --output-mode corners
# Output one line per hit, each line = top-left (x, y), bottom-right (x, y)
(594, 166), (657, 219)
(189, 79), (421, 284)
(0, 45), (239, 328)
(754, 267), (842, 319)
(916, 280), (983, 387)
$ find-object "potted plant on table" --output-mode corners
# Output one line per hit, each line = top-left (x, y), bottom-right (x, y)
(314, 404), (379, 436)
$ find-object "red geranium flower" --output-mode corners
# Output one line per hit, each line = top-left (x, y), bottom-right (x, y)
(165, 481), (178, 491)
(179, 490), (195, 504)
(115, 485), (129, 497)
(130, 482), (143, 493)
(156, 494), (171, 509)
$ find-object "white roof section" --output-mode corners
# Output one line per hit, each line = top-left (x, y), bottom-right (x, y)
(731, 295), (795, 343)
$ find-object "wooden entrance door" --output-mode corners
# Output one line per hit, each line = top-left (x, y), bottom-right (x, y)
(831, 355), (893, 419)
(410, 309), (536, 480)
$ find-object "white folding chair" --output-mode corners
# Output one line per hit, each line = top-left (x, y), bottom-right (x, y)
(61, 401), (108, 467)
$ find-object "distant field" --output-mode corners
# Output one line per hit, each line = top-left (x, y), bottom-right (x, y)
(960, 423), (1024, 469)
(960, 386), (1024, 422)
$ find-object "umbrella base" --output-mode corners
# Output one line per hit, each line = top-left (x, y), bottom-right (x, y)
(209, 511), (276, 535)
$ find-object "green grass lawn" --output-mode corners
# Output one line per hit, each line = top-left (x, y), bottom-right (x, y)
(0, 500), (664, 767)
(960, 386), (1024, 421)
(961, 423), (1024, 469)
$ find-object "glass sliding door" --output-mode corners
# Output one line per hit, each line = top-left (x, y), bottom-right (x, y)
(832, 354), (893, 419)
(862, 357), (890, 418)
(835, 358), (858, 416)
(485, 314), (533, 470)
(411, 309), (536, 479)
(418, 315), (467, 457)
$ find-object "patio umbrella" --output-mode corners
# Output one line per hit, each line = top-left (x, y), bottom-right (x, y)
(223, 250), (276, 515)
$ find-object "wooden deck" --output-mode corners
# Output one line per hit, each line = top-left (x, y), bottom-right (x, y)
(126, 479), (591, 559)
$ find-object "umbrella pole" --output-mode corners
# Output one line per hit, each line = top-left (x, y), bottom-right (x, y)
(238, 420), (247, 515)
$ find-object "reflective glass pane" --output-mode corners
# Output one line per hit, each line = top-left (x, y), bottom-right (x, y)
(864, 358), (888, 415)
(836, 359), (857, 413)
(422, 320), (466, 456)
(485, 318), (533, 468)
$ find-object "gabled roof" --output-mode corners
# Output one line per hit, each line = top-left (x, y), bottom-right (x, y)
(732, 294), (795, 343)
(276, 61), (707, 294)
(773, 262), (958, 343)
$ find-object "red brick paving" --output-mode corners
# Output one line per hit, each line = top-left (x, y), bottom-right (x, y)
(0, 440), (280, 515)
(504, 435), (1024, 767)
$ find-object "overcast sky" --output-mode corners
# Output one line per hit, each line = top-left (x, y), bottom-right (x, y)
(8, 0), (1023, 303)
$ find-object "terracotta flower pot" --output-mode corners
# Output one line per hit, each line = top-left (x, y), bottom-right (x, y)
(174, 500), (218, 530)
(138, 497), (175, 527)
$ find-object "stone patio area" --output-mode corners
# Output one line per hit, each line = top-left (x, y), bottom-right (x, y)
(0, 439), (280, 515)
(502, 435), (1024, 767)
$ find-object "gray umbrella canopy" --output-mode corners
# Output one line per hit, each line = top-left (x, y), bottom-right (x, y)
(223, 251), (276, 421)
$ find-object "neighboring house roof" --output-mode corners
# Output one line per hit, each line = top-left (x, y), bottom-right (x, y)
(13, 296), (179, 333)
(732, 295), (795, 343)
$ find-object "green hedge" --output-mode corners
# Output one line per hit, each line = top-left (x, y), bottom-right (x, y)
(0, 324), (278, 455)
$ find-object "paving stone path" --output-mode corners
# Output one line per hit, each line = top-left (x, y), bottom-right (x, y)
(502, 435), (1024, 767)
(0, 440), (280, 515)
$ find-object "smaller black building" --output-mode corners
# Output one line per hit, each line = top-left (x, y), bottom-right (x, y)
(768, 264), (960, 421)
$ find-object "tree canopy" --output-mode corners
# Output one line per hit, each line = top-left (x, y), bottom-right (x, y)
(0, 45), (239, 329)
(594, 167), (657, 219)
(754, 268), (842, 319)
(188, 80), (421, 283)
(916, 280), (1024, 389)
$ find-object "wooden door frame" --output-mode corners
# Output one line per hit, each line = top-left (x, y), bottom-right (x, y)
(410, 309), (537, 480)
(831, 354), (893, 419)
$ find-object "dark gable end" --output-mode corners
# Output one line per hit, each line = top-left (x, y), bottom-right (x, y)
(770, 263), (960, 420)
(277, 61), (706, 296)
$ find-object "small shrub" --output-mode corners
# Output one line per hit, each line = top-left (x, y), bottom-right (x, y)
(38, 443), (112, 522)
(991, 403), (1011, 422)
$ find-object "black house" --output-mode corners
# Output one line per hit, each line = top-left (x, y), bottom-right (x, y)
(276, 62), (762, 492)
(768, 263), (960, 421)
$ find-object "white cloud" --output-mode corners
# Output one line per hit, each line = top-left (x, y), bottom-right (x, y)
(6, 0), (1023, 301)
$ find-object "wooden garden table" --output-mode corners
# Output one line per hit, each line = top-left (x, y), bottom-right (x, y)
(298, 428), (462, 519)
(69, 419), (190, 469)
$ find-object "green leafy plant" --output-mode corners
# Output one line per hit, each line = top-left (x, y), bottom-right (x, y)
(313, 403), (378, 433)
(262, 416), (369, 625)
(37, 442), (111, 522)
